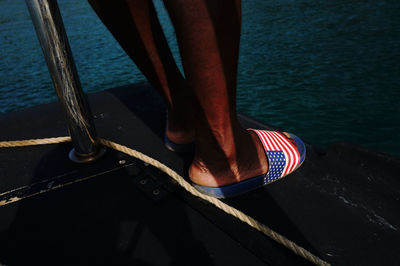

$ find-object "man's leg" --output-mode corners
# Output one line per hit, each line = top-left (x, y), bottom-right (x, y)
(88, 0), (194, 144)
(164, 0), (269, 186)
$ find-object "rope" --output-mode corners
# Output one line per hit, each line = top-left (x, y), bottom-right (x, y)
(0, 137), (330, 266)
(0, 136), (71, 147)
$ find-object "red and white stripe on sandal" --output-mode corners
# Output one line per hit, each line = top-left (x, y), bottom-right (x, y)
(249, 129), (301, 179)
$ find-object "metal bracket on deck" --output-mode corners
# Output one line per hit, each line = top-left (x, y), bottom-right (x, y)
(132, 162), (179, 202)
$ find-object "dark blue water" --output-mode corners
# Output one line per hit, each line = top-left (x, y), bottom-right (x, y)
(1, 0), (399, 157)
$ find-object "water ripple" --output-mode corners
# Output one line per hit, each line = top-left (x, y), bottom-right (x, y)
(1, 0), (399, 157)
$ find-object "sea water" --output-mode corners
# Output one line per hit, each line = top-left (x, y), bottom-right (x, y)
(1, 0), (399, 157)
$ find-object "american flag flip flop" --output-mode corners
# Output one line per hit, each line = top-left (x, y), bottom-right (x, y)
(192, 129), (306, 198)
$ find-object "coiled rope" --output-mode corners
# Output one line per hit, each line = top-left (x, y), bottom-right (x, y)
(0, 137), (330, 266)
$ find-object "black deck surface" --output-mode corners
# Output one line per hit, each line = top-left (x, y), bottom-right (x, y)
(1, 83), (399, 266)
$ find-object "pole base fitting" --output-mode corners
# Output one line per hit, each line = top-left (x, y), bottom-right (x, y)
(69, 146), (106, 163)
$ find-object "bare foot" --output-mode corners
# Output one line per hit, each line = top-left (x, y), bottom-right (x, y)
(188, 129), (269, 187)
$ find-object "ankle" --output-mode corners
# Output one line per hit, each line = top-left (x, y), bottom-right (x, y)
(195, 120), (244, 156)
(166, 110), (195, 144)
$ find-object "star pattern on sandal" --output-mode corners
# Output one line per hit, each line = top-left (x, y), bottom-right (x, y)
(264, 150), (286, 183)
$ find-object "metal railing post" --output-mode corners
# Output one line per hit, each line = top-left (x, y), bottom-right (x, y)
(25, 0), (105, 163)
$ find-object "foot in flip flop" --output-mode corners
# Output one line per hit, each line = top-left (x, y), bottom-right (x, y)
(165, 109), (195, 153)
(191, 129), (306, 198)
(164, 88), (196, 153)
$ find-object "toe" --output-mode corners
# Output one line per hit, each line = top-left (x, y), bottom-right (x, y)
(283, 132), (306, 164)
(282, 132), (297, 147)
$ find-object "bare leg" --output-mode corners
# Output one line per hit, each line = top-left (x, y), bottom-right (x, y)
(88, 0), (194, 144)
(164, 0), (269, 186)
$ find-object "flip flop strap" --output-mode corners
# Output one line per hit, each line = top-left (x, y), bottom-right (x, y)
(265, 150), (286, 182)
(249, 129), (301, 180)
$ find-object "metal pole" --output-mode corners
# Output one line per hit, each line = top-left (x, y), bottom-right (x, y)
(25, 0), (105, 163)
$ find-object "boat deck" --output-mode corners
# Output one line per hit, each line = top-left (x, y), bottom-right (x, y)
(1, 83), (399, 265)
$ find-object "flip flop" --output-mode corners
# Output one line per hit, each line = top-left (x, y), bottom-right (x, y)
(192, 129), (306, 198)
(164, 134), (195, 153)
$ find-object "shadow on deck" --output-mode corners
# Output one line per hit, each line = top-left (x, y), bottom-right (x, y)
(0, 83), (399, 265)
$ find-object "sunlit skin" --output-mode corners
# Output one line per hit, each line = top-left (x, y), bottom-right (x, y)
(88, 0), (195, 144)
(88, 0), (289, 187)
